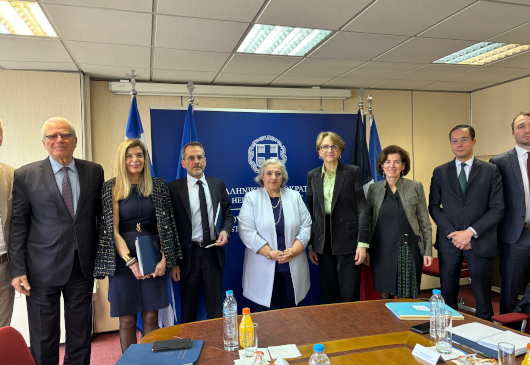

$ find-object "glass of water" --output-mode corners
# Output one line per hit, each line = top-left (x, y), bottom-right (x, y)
(498, 342), (515, 365)
(244, 322), (258, 357)
(435, 310), (452, 354)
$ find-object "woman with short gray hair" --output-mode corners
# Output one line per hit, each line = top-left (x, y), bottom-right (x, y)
(239, 158), (312, 311)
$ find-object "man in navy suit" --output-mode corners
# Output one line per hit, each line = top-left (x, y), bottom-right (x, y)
(490, 111), (530, 314)
(429, 125), (503, 321)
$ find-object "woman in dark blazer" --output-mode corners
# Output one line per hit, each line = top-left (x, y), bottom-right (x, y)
(306, 131), (370, 304)
(94, 139), (182, 352)
(366, 145), (432, 299)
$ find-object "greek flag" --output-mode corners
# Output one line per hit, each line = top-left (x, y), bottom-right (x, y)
(125, 96), (155, 177)
(176, 104), (198, 179)
(368, 114), (384, 183)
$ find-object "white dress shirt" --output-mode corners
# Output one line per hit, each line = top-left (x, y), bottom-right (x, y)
(515, 145), (530, 222)
(187, 174), (216, 242)
(454, 156), (478, 237)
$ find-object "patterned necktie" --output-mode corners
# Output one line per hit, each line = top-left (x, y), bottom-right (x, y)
(62, 166), (74, 218)
(196, 180), (211, 242)
(458, 163), (467, 198)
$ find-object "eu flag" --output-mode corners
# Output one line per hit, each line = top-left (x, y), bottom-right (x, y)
(350, 109), (373, 186)
(176, 104), (198, 179)
(125, 96), (155, 177)
(369, 115), (384, 183)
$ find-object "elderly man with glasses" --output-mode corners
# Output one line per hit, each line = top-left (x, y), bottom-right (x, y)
(9, 117), (104, 365)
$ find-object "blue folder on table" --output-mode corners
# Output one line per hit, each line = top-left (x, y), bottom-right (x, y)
(135, 235), (162, 276)
(385, 302), (464, 320)
(116, 339), (203, 365)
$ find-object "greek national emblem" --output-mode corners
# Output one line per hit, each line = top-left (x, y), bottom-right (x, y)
(248, 135), (287, 173)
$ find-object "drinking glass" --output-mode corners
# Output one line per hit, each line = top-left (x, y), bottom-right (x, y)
(498, 342), (516, 365)
(435, 310), (452, 354)
(244, 322), (258, 357)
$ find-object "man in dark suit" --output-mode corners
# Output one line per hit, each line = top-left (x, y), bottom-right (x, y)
(429, 125), (503, 321)
(9, 117), (104, 365)
(490, 111), (530, 314)
(167, 141), (234, 323)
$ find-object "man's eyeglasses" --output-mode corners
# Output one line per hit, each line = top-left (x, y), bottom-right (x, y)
(320, 145), (339, 152)
(45, 133), (74, 141)
(185, 155), (204, 162)
(450, 137), (470, 145)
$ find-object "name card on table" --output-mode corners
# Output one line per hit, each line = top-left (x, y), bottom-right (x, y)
(412, 344), (442, 365)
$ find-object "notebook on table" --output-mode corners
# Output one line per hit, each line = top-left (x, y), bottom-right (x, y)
(116, 339), (203, 365)
(385, 302), (464, 320)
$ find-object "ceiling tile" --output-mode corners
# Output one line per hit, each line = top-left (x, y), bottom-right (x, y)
(416, 81), (477, 91)
(152, 69), (216, 83)
(309, 32), (409, 61)
(0, 38), (72, 63)
(343, 61), (421, 79)
(394, 64), (477, 81)
(0, 61), (78, 71)
(374, 38), (475, 63)
(286, 58), (364, 77)
(344, 0), (473, 36)
(457, 82), (496, 92)
(323, 77), (387, 88)
(79, 64), (150, 80)
(487, 22), (530, 44)
(214, 73), (279, 86)
(157, 0), (263, 22)
(65, 41), (151, 68)
(419, 2), (530, 41)
(258, 0), (373, 30)
(444, 66), (526, 82)
(486, 69), (530, 84)
(42, 0), (153, 12)
(154, 48), (230, 71)
(156, 15), (248, 52)
(46, 5), (152, 46)
(371, 79), (433, 89)
(271, 75), (335, 86)
(486, 51), (530, 68)
(223, 54), (299, 75)
(489, 0), (530, 5)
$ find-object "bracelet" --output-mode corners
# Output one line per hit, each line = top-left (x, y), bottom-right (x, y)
(125, 257), (137, 267)
(123, 254), (132, 263)
(267, 249), (273, 260)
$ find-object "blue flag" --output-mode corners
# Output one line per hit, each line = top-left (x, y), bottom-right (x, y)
(176, 104), (198, 179)
(350, 109), (373, 186)
(125, 96), (155, 177)
(369, 115), (384, 183)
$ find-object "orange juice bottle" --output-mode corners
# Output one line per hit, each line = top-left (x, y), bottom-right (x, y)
(239, 307), (253, 348)
(522, 343), (530, 365)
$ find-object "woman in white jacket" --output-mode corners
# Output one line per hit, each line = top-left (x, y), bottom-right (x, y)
(239, 158), (312, 311)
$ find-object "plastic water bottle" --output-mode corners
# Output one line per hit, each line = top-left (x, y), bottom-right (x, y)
(223, 290), (238, 351)
(429, 289), (445, 339)
(309, 344), (331, 365)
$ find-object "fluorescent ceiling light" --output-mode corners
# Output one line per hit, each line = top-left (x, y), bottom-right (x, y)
(434, 42), (530, 66)
(0, 1), (57, 37)
(238, 24), (331, 56)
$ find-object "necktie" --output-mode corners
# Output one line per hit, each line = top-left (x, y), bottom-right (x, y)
(458, 163), (467, 199)
(61, 166), (75, 218)
(196, 180), (211, 242)
(527, 153), (530, 190)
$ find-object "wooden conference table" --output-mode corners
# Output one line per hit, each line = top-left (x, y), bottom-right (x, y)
(141, 299), (529, 365)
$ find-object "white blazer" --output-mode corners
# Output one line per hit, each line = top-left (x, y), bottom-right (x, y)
(238, 187), (312, 307)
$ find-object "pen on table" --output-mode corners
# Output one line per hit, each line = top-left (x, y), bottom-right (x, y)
(205, 243), (217, 248)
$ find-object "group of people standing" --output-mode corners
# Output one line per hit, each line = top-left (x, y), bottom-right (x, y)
(0, 111), (530, 365)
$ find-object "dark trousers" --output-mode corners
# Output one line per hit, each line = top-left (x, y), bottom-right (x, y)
(180, 243), (223, 323)
(26, 252), (93, 365)
(254, 271), (296, 312)
(499, 228), (530, 314)
(438, 249), (494, 321)
(317, 251), (361, 303)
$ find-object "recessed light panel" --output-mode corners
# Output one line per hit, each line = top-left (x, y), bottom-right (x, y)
(434, 42), (530, 66)
(238, 24), (331, 57)
(0, 1), (57, 37)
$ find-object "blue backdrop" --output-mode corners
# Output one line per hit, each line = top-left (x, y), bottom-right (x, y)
(151, 107), (357, 319)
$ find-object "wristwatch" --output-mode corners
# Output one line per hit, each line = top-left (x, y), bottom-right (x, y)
(267, 249), (273, 260)
(123, 254), (132, 263)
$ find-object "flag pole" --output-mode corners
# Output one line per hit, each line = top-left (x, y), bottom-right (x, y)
(358, 87), (365, 117)
(187, 80), (198, 113)
(368, 94), (374, 127)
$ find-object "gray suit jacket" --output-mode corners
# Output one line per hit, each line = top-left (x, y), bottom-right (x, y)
(0, 162), (14, 250)
(8, 157), (104, 287)
(366, 178), (432, 257)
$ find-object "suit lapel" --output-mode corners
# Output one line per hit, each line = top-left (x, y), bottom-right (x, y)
(331, 163), (346, 214)
(509, 148), (525, 196)
(178, 179), (192, 223)
(75, 159), (88, 220)
(467, 158), (481, 188)
(0, 166), (6, 229)
(314, 170), (325, 214)
(39, 158), (72, 219)
(448, 160), (462, 198)
(206, 176), (219, 217)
